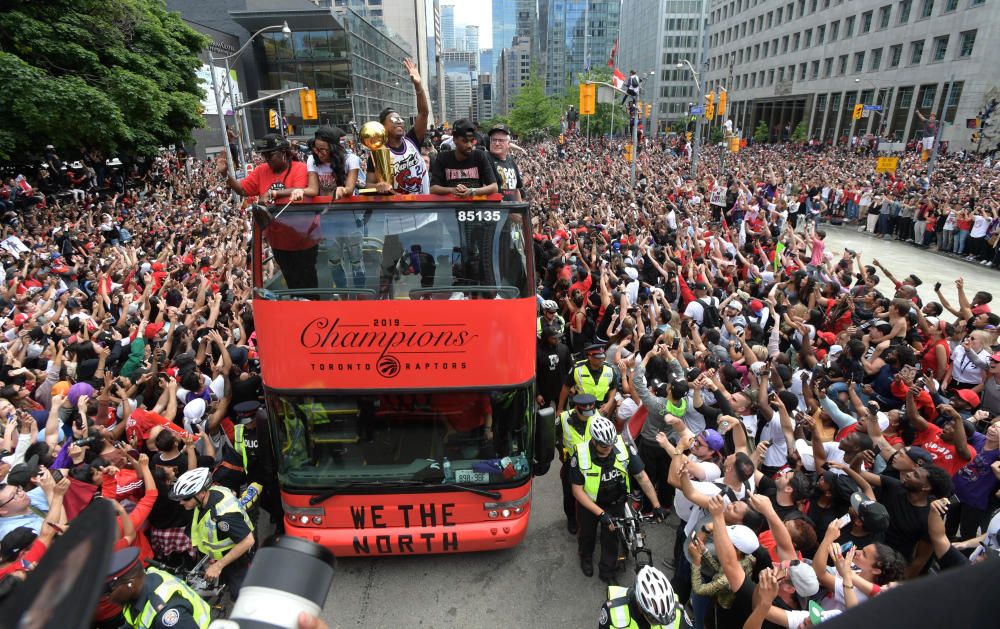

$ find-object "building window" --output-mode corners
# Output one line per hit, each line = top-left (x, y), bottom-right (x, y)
(854, 51), (865, 72)
(799, 63), (807, 80)
(861, 11), (873, 33)
(878, 5), (891, 29)
(817, 93), (827, 112)
(824, 57), (833, 76)
(898, 0), (911, 23)
(932, 36), (948, 61)
(871, 47), (883, 70)
(958, 30), (976, 58)
(920, 84), (937, 108)
(838, 54), (848, 74)
(811, 60), (820, 79)
(919, 0), (933, 18)
(830, 20), (839, 41)
(805, 29), (812, 47)
(910, 40), (924, 64)
(793, 33), (800, 50)
(782, 35), (789, 53)
(777, 7), (783, 22)
(845, 15), (855, 37)
(818, 25), (825, 44)
(943, 0), (957, 12)
(768, 69), (775, 85)
(898, 86), (913, 109)
(971, 0), (984, 5)
(889, 44), (902, 67)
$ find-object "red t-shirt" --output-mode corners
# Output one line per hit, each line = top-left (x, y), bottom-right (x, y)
(0, 538), (48, 578)
(914, 423), (975, 475)
(240, 160), (308, 198)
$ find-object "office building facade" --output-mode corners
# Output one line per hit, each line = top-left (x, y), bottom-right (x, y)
(492, 0), (539, 77)
(496, 35), (533, 114)
(441, 3), (456, 50)
(445, 72), (473, 122)
(619, 0), (707, 134)
(540, 0), (621, 96)
(703, 0), (996, 148)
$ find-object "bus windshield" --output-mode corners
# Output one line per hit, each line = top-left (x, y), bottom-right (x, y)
(257, 203), (530, 301)
(269, 387), (533, 488)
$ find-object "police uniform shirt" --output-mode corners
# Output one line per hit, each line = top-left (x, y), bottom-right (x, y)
(563, 364), (621, 400)
(598, 599), (652, 629)
(202, 489), (252, 545)
(569, 441), (645, 505)
(126, 572), (202, 629)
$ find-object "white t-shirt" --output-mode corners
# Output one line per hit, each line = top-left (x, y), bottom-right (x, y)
(970, 215), (990, 238)
(819, 574), (871, 612)
(760, 416), (790, 468)
(308, 154), (362, 195)
(683, 296), (718, 326)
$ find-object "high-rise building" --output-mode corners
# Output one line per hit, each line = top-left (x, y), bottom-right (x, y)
(619, 0), (705, 134)
(492, 0), (538, 79)
(478, 73), (494, 121)
(443, 50), (478, 75)
(480, 49), (494, 80)
(496, 35), (533, 115)
(465, 25), (480, 56)
(703, 0), (992, 149)
(441, 3), (455, 50)
(540, 0), (620, 96)
(445, 72), (473, 122)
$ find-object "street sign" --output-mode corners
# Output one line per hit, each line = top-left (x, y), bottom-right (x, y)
(876, 157), (899, 173)
(690, 105), (705, 115)
(863, 105), (883, 111)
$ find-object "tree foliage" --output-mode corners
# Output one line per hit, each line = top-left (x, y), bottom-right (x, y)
(791, 121), (808, 143)
(753, 121), (770, 143)
(0, 0), (209, 160)
(507, 71), (561, 138)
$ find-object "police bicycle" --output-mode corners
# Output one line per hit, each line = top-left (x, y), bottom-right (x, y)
(610, 497), (658, 573)
(146, 556), (231, 620)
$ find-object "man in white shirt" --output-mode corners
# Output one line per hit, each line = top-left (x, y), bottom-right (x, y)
(683, 282), (718, 328)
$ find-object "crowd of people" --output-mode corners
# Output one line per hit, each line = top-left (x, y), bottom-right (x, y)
(1, 52), (999, 628)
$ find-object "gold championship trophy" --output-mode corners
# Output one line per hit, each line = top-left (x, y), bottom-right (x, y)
(358, 121), (392, 195)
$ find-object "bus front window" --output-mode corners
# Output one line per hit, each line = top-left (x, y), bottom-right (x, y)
(270, 388), (533, 488)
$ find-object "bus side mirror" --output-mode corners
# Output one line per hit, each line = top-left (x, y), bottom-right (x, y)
(533, 406), (555, 476)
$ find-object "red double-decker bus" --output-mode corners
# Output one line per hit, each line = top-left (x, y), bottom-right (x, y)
(250, 194), (553, 555)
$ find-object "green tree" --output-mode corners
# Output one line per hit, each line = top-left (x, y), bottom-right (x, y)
(0, 0), (209, 160)
(753, 121), (770, 143)
(563, 69), (629, 138)
(791, 121), (808, 143)
(507, 72), (561, 138)
(710, 127), (724, 144)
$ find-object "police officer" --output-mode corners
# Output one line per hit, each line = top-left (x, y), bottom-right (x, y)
(558, 343), (619, 417)
(212, 401), (262, 493)
(105, 547), (211, 629)
(570, 417), (667, 583)
(556, 393), (600, 534)
(598, 565), (688, 629)
(538, 299), (566, 340)
(171, 468), (255, 597)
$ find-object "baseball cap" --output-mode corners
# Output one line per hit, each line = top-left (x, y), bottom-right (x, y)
(788, 562), (820, 597)
(902, 445), (935, 467)
(253, 133), (290, 154)
(0, 527), (37, 562)
(488, 123), (511, 136)
(725, 300), (743, 312)
(183, 398), (207, 424)
(955, 389), (981, 408)
(989, 351), (1000, 363)
(4, 455), (40, 488)
(726, 524), (760, 554)
(144, 322), (164, 340)
(749, 299), (765, 312)
(691, 281), (708, 291)
(875, 411), (890, 432)
(699, 428), (725, 452)
(452, 118), (476, 137)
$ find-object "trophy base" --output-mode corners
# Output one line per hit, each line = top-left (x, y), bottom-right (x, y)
(357, 188), (393, 195)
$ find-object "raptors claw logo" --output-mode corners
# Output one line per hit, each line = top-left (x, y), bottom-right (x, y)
(397, 167), (421, 192)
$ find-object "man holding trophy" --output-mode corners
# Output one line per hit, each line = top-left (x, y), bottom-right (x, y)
(366, 58), (430, 195)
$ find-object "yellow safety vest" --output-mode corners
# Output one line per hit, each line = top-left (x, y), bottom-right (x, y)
(606, 585), (680, 628)
(576, 436), (630, 502)
(190, 486), (254, 560)
(573, 361), (614, 402)
(234, 424), (248, 470)
(560, 410), (594, 458)
(123, 567), (212, 629)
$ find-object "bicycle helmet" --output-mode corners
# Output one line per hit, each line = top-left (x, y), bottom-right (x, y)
(634, 565), (677, 624)
(542, 300), (559, 312)
(170, 467), (213, 501)
(590, 416), (617, 447)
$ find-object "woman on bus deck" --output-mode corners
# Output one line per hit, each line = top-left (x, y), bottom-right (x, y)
(301, 125), (360, 199)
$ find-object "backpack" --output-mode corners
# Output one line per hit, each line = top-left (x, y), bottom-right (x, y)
(697, 298), (722, 330)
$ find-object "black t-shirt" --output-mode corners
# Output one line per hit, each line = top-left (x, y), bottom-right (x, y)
(569, 441), (645, 505)
(149, 451), (191, 529)
(430, 148), (497, 190)
(837, 526), (885, 549)
(536, 342), (572, 401)
(231, 374), (262, 407)
(875, 475), (928, 559)
(807, 499), (845, 539)
(712, 575), (756, 629)
(488, 153), (523, 201)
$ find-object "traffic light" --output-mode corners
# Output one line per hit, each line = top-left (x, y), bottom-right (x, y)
(705, 91), (716, 121)
(717, 90), (727, 116)
(300, 89), (318, 120)
(268, 109), (278, 128)
(579, 83), (596, 115)
(645, 104), (652, 118)
(624, 143), (633, 163)
(685, 131), (693, 142)
(853, 104), (864, 120)
(705, 91), (715, 107)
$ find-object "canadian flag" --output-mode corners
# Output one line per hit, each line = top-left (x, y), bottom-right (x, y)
(612, 68), (625, 90)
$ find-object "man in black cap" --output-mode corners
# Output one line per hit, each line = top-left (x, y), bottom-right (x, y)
(106, 547), (212, 628)
(557, 343), (619, 418)
(368, 58), (430, 194)
(429, 119), (498, 198)
(537, 324), (572, 410)
(216, 133), (309, 203)
(486, 124), (524, 202)
(840, 491), (890, 547)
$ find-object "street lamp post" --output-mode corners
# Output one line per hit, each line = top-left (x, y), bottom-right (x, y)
(677, 59), (703, 179)
(209, 21), (290, 179)
(854, 77), (887, 146)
